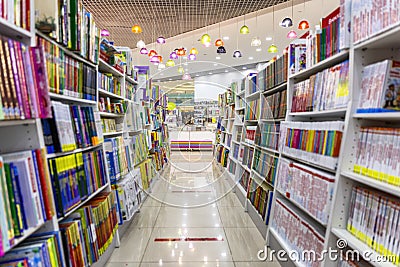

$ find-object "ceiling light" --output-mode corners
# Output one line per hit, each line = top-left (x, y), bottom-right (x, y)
(140, 47), (148, 55)
(136, 40), (146, 48)
(188, 53), (197, 60)
(182, 73), (192, 80)
(131, 24), (142, 33)
(177, 48), (186, 56)
(189, 47), (198, 54)
(208, 72), (213, 75)
(298, 19), (310, 30)
(215, 39), (224, 47)
(166, 59), (175, 67)
(251, 37), (261, 47)
(217, 46), (226, 54)
(248, 57), (254, 60)
(240, 25), (250, 34)
(195, 74), (199, 77)
(268, 44), (278, 53)
(158, 63), (166, 69)
(287, 30), (297, 39)
(150, 55), (160, 64)
(280, 17), (293, 28)
(170, 51), (178, 59)
(148, 50), (157, 57)
(223, 36), (229, 40)
(216, 56), (221, 60)
(233, 50), (242, 58)
(256, 48), (262, 52)
(157, 36), (166, 44)
(169, 78), (172, 81)
(100, 29), (110, 37)
(178, 66), (184, 74)
(201, 33), (211, 44)
(224, 70), (229, 73)
(242, 67), (247, 70)
(204, 42), (211, 47)
(265, 37), (273, 41)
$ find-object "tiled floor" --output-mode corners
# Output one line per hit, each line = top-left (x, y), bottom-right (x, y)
(106, 151), (280, 267)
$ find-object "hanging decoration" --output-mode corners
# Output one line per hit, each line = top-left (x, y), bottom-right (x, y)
(157, 36), (166, 44)
(158, 63), (166, 69)
(240, 15), (249, 34)
(182, 73), (192, 80)
(100, 29), (110, 36)
(189, 47), (198, 54)
(281, 0), (294, 28)
(287, 30), (297, 39)
(177, 66), (184, 73)
(269, 5), (278, 53)
(217, 46), (226, 54)
(177, 48), (186, 56)
(136, 40), (145, 48)
(170, 51), (178, 59)
(298, 0), (310, 30)
(157, 55), (163, 63)
(150, 55), (160, 63)
(131, 24), (142, 33)
(233, 18), (242, 58)
(215, 39), (224, 47)
(233, 50), (242, 58)
(188, 54), (197, 60)
(148, 50), (157, 57)
(140, 47), (149, 55)
(166, 59), (175, 67)
(251, 12), (261, 47)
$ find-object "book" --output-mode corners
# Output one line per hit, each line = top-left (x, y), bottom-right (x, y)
(291, 60), (350, 113)
(244, 126), (257, 144)
(247, 178), (274, 223)
(289, 39), (307, 75)
(245, 99), (260, 121)
(261, 90), (287, 120)
(263, 52), (288, 91)
(252, 149), (279, 187)
(280, 121), (345, 170)
(237, 166), (251, 192)
(0, 0), (30, 30)
(255, 122), (280, 151)
(357, 60), (400, 113)
(103, 136), (129, 183)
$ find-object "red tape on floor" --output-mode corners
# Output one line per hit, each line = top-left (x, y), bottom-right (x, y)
(154, 237), (223, 242)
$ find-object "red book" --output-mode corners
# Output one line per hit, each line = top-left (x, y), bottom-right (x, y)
(29, 46), (52, 118)
(35, 149), (54, 219)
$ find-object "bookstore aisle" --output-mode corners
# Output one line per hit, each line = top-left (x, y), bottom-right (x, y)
(106, 150), (280, 267)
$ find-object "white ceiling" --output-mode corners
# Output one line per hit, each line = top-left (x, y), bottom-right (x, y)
(131, 0), (339, 81)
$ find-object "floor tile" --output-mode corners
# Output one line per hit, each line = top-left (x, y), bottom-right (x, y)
(218, 207), (255, 228)
(155, 206), (222, 228)
(224, 228), (266, 262)
(109, 227), (153, 262)
(234, 261), (281, 267)
(215, 193), (244, 207)
(142, 227), (232, 263)
(140, 262), (235, 266)
(130, 206), (161, 228)
(106, 263), (140, 267)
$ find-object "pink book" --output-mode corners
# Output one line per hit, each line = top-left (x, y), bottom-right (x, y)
(29, 46), (52, 118)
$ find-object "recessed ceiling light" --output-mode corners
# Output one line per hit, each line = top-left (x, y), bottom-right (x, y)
(208, 72), (213, 75)
(223, 36), (229, 40)
(160, 73), (164, 76)
(248, 57), (254, 60)
(256, 48), (262, 52)
(195, 74), (199, 77)
(225, 70), (229, 72)
(265, 37), (273, 41)
(242, 67), (247, 70)
(213, 63), (218, 66)
(169, 78), (172, 81)
(216, 56), (221, 60)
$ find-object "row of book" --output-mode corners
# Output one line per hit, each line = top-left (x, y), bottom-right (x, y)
(219, 88), (234, 106)
(241, 145), (254, 170)
(138, 159), (155, 190)
(246, 75), (258, 96)
(245, 99), (260, 121)
(260, 53), (288, 91)
(353, 126), (400, 186)
(113, 169), (142, 224)
(98, 98), (126, 114)
(232, 143), (240, 160)
(357, 59), (400, 113)
(1, 0), (30, 30)
(247, 178), (274, 224)
(252, 149), (279, 187)
(0, 232), (64, 266)
(255, 122), (280, 151)
(49, 149), (108, 217)
(228, 159), (237, 176)
(0, 149), (55, 256)
(38, 37), (97, 101)
(102, 118), (118, 133)
(42, 101), (101, 153)
(0, 36), (52, 120)
(104, 137), (130, 183)
(352, 0), (400, 44)
(215, 144), (229, 168)
(261, 90), (287, 120)
(291, 60), (350, 113)
(125, 102), (143, 132)
(125, 81), (137, 102)
(272, 198), (325, 267)
(347, 186), (400, 265)
(302, 7), (342, 70)
(280, 121), (345, 170)
(51, 0), (100, 62)
(98, 73), (122, 97)
(276, 158), (335, 225)
(59, 192), (118, 266)
(237, 166), (251, 192)
(130, 133), (148, 165)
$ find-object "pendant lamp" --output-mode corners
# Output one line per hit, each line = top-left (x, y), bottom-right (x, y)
(189, 47), (198, 55)
(132, 24), (142, 33)
(269, 6), (278, 53)
(298, 0), (310, 30)
(177, 66), (184, 74)
(287, 30), (297, 39)
(166, 59), (175, 67)
(150, 55), (160, 63)
(188, 54), (197, 60)
(233, 50), (242, 58)
(136, 40), (145, 48)
(170, 51), (178, 59)
(140, 47), (149, 55)
(217, 46), (226, 54)
(157, 36), (166, 44)
(101, 29), (110, 36)
(148, 50), (157, 57)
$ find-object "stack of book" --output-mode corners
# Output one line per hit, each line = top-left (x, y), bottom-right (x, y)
(277, 158), (335, 224)
(280, 121), (345, 170)
(42, 101), (101, 153)
(261, 90), (287, 119)
(48, 149), (108, 217)
(272, 199), (325, 267)
(0, 36), (52, 120)
(98, 73), (122, 96)
(347, 186), (400, 265)
(353, 126), (400, 186)
(291, 60), (350, 113)
(0, 150), (56, 255)
(38, 36), (97, 100)
(357, 59), (400, 113)
(59, 192), (118, 266)
(252, 149), (278, 186)
(247, 179), (274, 224)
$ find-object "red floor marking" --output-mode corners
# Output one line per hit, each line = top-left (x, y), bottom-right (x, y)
(154, 237), (223, 242)
(171, 190), (212, 193)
